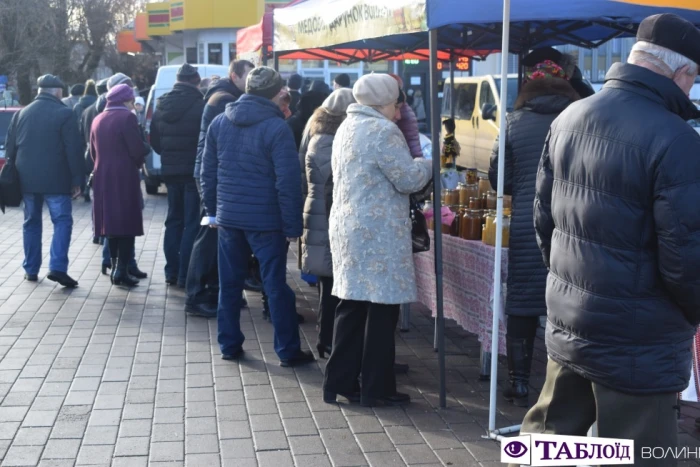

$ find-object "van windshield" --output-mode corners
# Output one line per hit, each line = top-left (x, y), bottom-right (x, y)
(493, 78), (519, 112)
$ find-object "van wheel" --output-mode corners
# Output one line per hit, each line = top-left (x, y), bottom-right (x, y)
(145, 183), (159, 195)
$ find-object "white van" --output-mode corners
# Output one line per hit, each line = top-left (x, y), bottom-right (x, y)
(143, 64), (229, 194)
(441, 74), (519, 174)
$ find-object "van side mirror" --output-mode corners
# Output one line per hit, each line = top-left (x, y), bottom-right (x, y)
(482, 104), (497, 121)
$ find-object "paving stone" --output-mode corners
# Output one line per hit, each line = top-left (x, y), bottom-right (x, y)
(347, 415), (385, 434)
(356, 433), (396, 453)
(76, 444), (115, 465)
(366, 451), (406, 467)
(253, 429), (289, 451)
(257, 449), (294, 467)
(186, 453), (221, 467)
(152, 423), (185, 442)
(150, 441), (184, 462)
(22, 409), (59, 427)
(12, 427), (51, 446)
(111, 457), (148, 467)
(313, 410), (349, 429)
(118, 419), (152, 438)
(2, 445), (43, 466)
(42, 439), (81, 459)
(88, 409), (121, 426)
(0, 406), (29, 422)
(319, 428), (366, 467)
(289, 435), (326, 456)
(82, 426), (119, 445)
(186, 416), (217, 436)
(386, 426), (425, 445)
(185, 434), (220, 454)
(220, 439), (255, 459)
(115, 436), (150, 457)
(0, 421), (21, 440)
(218, 420), (251, 439)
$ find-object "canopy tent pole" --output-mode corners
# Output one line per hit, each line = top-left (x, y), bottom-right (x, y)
(487, 0), (515, 436)
(274, 52), (280, 71)
(429, 27), (447, 410)
(450, 52), (456, 121)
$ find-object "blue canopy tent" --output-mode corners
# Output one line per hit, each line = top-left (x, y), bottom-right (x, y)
(273, 0), (700, 444)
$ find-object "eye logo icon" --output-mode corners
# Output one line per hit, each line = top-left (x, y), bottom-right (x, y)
(504, 441), (528, 458)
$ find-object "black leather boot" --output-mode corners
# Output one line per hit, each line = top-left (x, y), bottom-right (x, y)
(503, 337), (532, 407)
(109, 257), (118, 284)
(112, 259), (139, 287)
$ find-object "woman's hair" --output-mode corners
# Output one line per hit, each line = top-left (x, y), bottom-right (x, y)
(443, 118), (456, 133)
(84, 80), (97, 97)
(397, 88), (406, 105)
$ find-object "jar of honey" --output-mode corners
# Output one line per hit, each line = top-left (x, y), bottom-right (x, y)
(460, 209), (483, 240)
(482, 210), (511, 247)
(478, 176), (491, 198)
(504, 194), (512, 210)
(486, 190), (497, 210)
(466, 168), (478, 185)
(445, 189), (459, 206)
(468, 197), (481, 210)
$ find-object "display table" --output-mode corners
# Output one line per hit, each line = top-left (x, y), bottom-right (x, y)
(414, 231), (508, 372)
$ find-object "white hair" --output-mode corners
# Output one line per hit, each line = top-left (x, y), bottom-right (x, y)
(628, 41), (698, 76)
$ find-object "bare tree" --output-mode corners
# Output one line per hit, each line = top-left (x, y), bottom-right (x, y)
(0, 0), (143, 103)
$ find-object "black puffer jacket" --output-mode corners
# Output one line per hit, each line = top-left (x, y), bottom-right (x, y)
(535, 63), (700, 395)
(80, 94), (107, 174)
(489, 78), (579, 317)
(150, 82), (205, 182)
(194, 78), (243, 180)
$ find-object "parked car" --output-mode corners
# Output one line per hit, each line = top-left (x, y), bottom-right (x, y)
(143, 64), (228, 194)
(0, 107), (21, 170)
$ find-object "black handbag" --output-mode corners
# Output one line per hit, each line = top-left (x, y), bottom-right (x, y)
(410, 195), (430, 253)
(0, 160), (22, 213)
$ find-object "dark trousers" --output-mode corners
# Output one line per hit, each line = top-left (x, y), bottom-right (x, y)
(107, 236), (135, 267)
(506, 315), (539, 339)
(164, 180), (200, 284)
(324, 300), (398, 400)
(517, 358), (679, 467)
(185, 201), (219, 305)
(217, 227), (300, 359)
(317, 276), (340, 348)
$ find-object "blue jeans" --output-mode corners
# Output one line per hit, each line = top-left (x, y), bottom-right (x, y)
(102, 240), (137, 268)
(218, 227), (300, 359)
(164, 180), (200, 284)
(22, 194), (73, 275)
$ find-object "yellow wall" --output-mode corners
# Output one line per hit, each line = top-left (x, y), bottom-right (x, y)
(147, 2), (171, 36)
(180, 0), (264, 30)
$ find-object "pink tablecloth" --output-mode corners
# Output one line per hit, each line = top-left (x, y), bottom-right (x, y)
(414, 231), (508, 356)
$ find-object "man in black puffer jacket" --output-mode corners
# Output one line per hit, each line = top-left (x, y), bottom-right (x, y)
(520, 14), (700, 458)
(184, 60), (254, 317)
(150, 64), (206, 288)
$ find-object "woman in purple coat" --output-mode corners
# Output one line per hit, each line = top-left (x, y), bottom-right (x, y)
(90, 84), (150, 287)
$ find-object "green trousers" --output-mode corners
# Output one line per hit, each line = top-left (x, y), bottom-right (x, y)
(513, 358), (679, 467)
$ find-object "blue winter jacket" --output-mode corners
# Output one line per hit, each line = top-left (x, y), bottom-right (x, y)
(200, 94), (302, 238)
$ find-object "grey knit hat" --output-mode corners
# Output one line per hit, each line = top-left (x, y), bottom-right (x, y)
(246, 67), (284, 100)
(107, 72), (133, 90)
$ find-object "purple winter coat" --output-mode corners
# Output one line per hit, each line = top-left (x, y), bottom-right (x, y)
(90, 105), (149, 237)
(396, 103), (422, 158)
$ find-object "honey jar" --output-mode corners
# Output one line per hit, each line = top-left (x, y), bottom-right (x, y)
(466, 168), (478, 185)
(460, 209), (483, 241)
(478, 176), (491, 198)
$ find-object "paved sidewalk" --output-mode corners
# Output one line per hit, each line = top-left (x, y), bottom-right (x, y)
(0, 189), (699, 467)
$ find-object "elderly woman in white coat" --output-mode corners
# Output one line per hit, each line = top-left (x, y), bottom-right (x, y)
(300, 89), (356, 359)
(323, 74), (432, 407)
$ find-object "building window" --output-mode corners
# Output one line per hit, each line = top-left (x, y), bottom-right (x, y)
(208, 43), (223, 65)
(186, 47), (197, 64)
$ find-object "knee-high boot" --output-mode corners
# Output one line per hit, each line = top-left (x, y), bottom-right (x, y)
(503, 336), (532, 407)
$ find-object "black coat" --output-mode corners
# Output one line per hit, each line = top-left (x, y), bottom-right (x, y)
(5, 93), (83, 194)
(489, 78), (579, 317)
(81, 95), (107, 174)
(74, 94), (97, 173)
(150, 82), (206, 182)
(535, 63), (700, 395)
(194, 78), (243, 179)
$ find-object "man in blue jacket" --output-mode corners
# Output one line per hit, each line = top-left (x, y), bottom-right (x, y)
(5, 75), (83, 287)
(201, 66), (314, 367)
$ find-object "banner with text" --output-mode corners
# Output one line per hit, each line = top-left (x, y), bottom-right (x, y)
(273, 0), (426, 52)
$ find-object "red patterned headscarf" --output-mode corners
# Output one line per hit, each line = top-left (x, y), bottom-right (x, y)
(526, 60), (569, 82)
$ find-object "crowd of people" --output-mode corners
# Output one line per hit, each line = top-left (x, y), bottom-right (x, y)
(4, 12), (700, 454)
